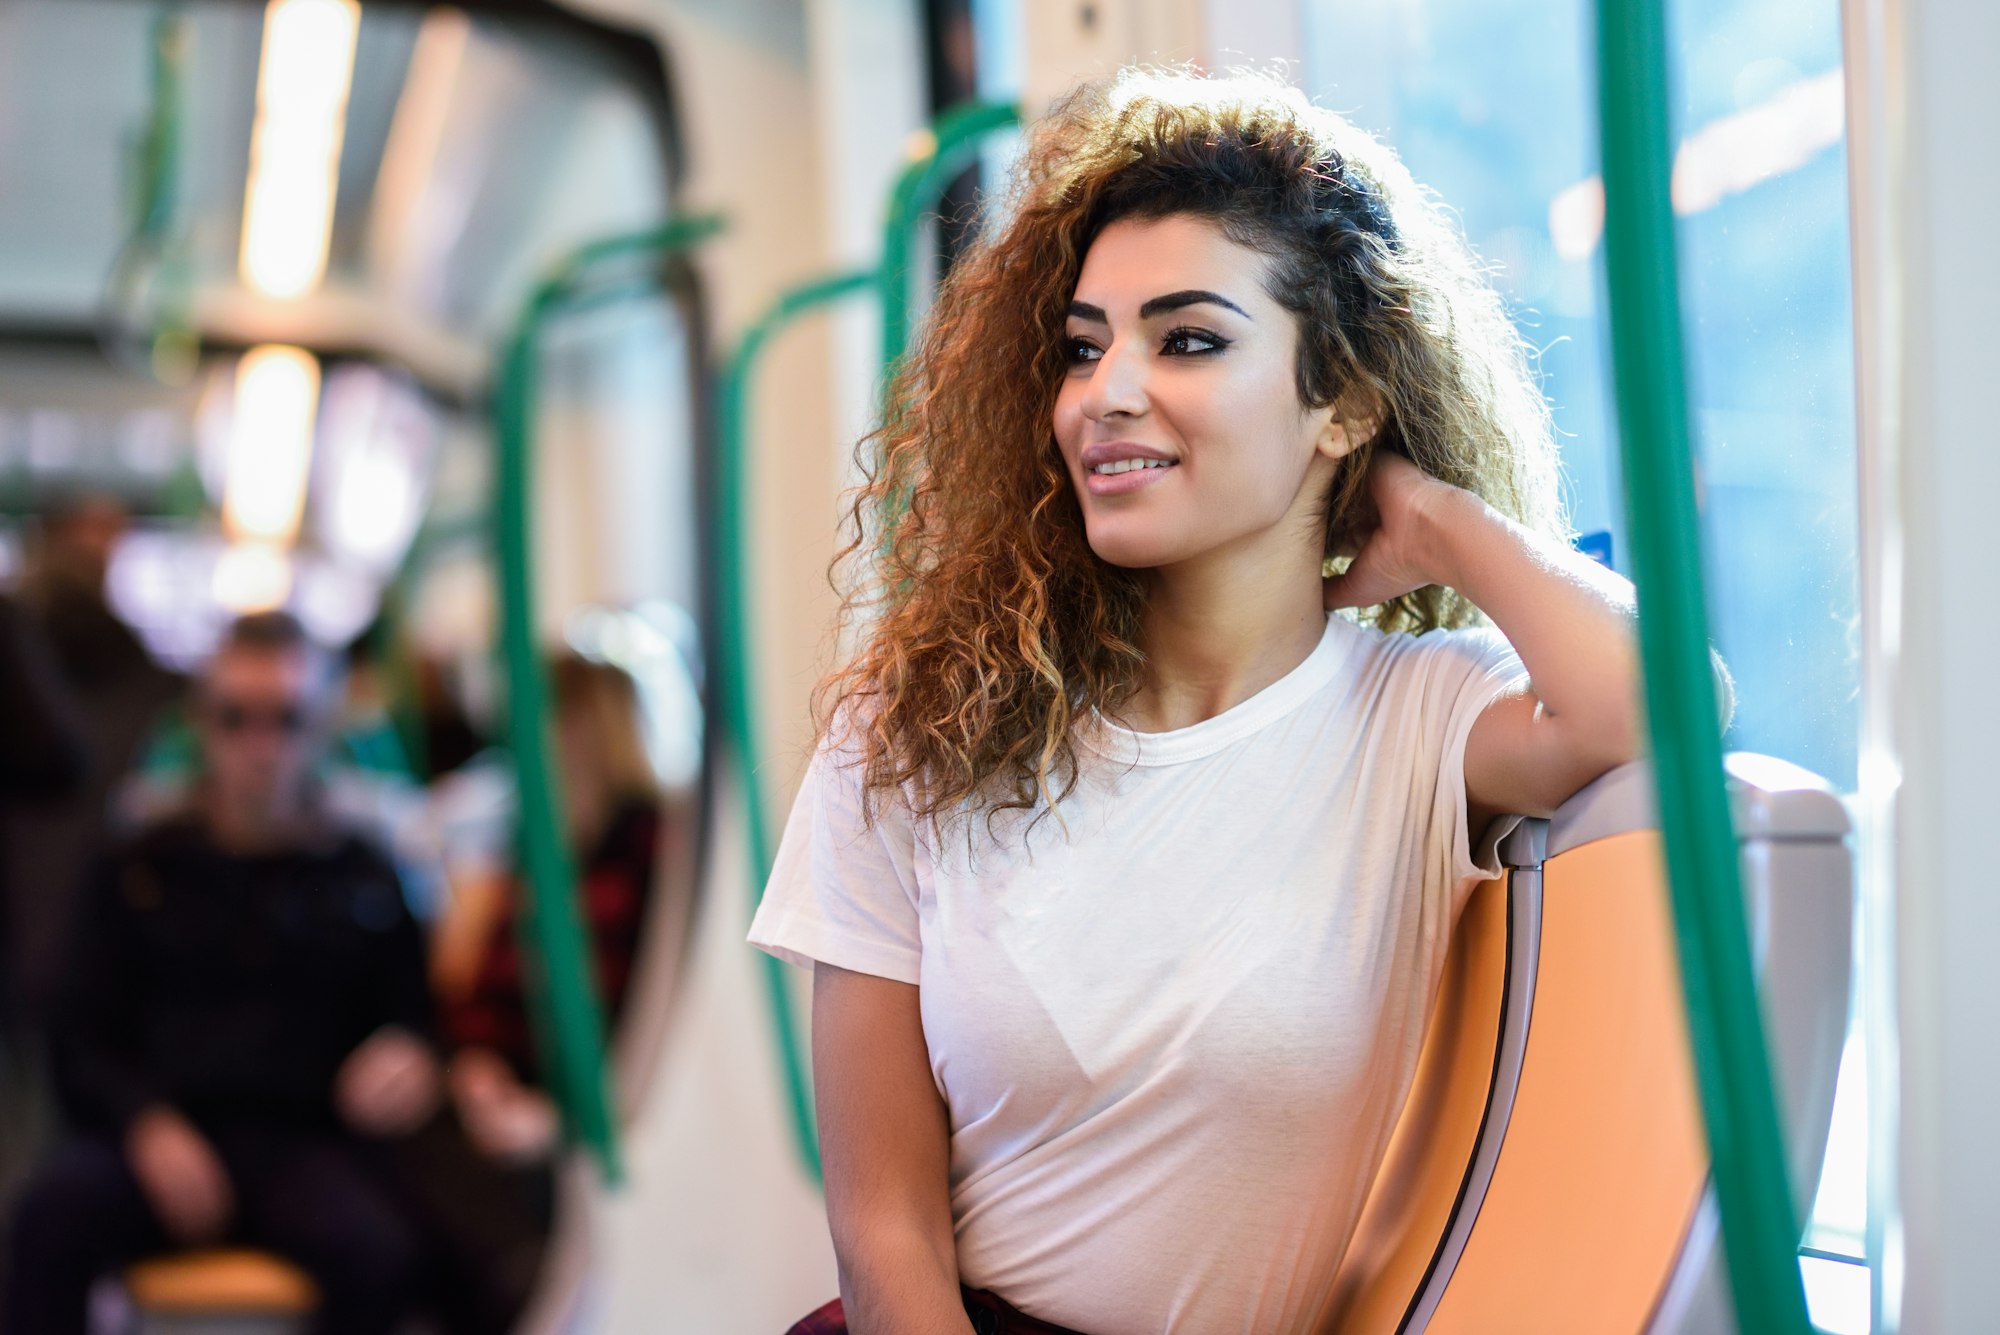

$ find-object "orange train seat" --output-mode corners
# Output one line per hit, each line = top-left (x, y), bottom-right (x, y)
(1326, 754), (1853, 1334)
(113, 1249), (317, 1333)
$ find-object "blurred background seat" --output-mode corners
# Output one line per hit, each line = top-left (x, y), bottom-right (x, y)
(116, 1249), (318, 1335)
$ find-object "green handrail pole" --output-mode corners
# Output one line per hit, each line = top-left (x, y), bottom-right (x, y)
(730, 101), (1015, 1182)
(1594, 4), (1813, 1331)
(539, 219), (723, 294)
(877, 100), (1022, 378)
(492, 215), (724, 1182)
(495, 298), (615, 1180)
(719, 268), (880, 1185)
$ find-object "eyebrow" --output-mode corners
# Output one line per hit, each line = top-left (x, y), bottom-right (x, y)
(1066, 289), (1253, 324)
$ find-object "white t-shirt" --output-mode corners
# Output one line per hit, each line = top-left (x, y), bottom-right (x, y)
(749, 612), (1530, 1335)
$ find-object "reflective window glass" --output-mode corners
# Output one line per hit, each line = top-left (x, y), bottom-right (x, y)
(1303, 0), (1859, 789)
(1301, 0), (1866, 1302)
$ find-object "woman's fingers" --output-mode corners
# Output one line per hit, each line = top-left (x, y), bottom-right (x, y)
(1324, 545), (1426, 610)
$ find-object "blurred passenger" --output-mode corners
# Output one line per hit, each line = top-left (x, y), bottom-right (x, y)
(3, 612), (439, 1335)
(116, 621), (451, 929)
(0, 594), (90, 994)
(335, 618), (420, 779)
(412, 651), (490, 780)
(437, 654), (662, 1100)
(0, 595), (90, 801)
(409, 653), (664, 1334)
(0, 594), (90, 1252)
(2, 494), (180, 1024)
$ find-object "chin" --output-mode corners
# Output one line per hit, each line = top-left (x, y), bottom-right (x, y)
(1083, 517), (1185, 570)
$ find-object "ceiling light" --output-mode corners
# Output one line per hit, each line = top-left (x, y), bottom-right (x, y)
(239, 0), (362, 299)
(214, 540), (295, 612)
(223, 344), (320, 546)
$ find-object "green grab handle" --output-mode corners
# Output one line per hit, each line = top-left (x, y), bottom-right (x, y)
(877, 100), (1022, 378)
(492, 214), (725, 1183)
(104, 8), (196, 381)
(1593, 4), (1814, 1330)
(719, 267), (881, 1185)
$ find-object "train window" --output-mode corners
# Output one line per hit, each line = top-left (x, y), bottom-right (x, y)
(1304, 0), (1858, 789)
(1302, 0), (1867, 1323)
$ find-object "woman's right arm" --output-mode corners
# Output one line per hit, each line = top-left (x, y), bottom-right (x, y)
(813, 962), (973, 1335)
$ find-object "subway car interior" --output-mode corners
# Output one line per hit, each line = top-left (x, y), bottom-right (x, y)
(0, 0), (1989, 1332)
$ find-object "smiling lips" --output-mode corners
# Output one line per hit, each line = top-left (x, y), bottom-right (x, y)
(1080, 442), (1179, 496)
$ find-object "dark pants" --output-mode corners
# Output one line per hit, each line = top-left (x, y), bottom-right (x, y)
(3, 1124), (422, 1335)
(787, 1288), (1090, 1335)
(379, 1112), (556, 1335)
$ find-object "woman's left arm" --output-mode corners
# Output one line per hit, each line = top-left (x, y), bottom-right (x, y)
(1325, 453), (1648, 827)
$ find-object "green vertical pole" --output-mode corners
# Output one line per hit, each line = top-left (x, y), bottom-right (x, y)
(874, 100), (1021, 527)
(719, 100), (1016, 1184)
(492, 216), (724, 1182)
(719, 268), (879, 1185)
(1594, 3), (1813, 1331)
(720, 103), (1014, 1182)
(877, 100), (1021, 379)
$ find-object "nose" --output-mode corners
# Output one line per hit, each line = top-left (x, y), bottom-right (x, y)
(1079, 334), (1149, 423)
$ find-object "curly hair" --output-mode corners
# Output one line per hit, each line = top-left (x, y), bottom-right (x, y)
(818, 67), (1567, 829)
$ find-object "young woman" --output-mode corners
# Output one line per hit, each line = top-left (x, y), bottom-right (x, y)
(751, 68), (1645, 1335)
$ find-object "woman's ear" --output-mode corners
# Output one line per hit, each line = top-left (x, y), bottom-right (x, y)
(1314, 389), (1386, 462)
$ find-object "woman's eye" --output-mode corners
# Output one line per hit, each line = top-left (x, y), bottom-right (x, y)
(1064, 338), (1103, 364)
(1162, 327), (1225, 356)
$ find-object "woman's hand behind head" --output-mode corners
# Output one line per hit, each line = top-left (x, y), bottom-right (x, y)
(1323, 453), (1483, 612)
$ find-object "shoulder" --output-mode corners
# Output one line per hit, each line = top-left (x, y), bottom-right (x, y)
(115, 808), (210, 866)
(597, 795), (664, 863)
(1319, 619), (1524, 740)
(89, 814), (204, 912)
(321, 822), (406, 884)
(1336, 614), (1516, 676)
(805, 705), (914, 818)
(317, 828), (418, 933)
(1409, 622), (1519, 669)
(609, 793), (662, 838)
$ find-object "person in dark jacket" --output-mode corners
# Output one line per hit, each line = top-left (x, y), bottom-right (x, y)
(2, 496), (181, 1024)
(0, 593), (91, 1253)
(2, 611), (441, 1335)
(0, 594), (89, 806)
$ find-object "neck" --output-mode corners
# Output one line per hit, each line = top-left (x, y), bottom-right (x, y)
(202, 784), (311, 855)
(1125, 533), (1328, 733)
(566, 778), (610, 853)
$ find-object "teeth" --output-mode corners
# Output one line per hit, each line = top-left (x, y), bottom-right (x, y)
(1091, 458), (1174, 475)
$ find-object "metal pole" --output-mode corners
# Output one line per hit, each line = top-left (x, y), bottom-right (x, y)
(719, 268), (880, 1185)
(1594, 3), (1813, 1329)
(877, 100), (1021, 378)
(492, 214), (725, 1181)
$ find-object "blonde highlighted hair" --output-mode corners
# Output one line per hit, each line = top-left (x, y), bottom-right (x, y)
(550, 653), (658, 808)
